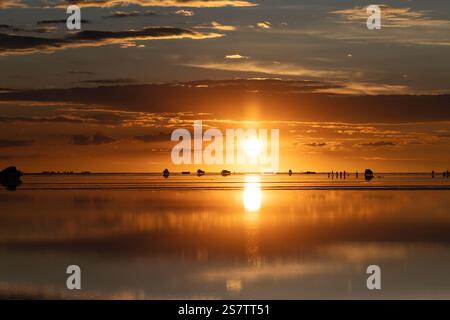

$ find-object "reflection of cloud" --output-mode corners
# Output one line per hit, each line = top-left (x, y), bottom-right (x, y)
(0, 27), (223, 56)
(0, 139), (34, 148)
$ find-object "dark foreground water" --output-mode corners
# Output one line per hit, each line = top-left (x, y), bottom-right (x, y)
(0, 174), (450, 299)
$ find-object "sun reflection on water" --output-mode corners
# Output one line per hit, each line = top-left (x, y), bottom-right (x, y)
(243, 176), (262, 212)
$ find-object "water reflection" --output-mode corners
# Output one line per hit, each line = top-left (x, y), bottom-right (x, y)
(243, 176), (262, 212)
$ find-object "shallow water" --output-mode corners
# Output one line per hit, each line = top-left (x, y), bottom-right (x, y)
(0, 174), (450, 299)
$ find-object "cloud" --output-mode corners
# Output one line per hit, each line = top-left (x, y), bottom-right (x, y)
(70, 132), (116, 145)
(103, 11), (156, 19)
(0, 139), (34, 148)
(79, 78), (137, 84)
(358, 141), (396, 147)
(329, 5), (450, 46)
(0, 0), (26, 8)
(174, 9), (194, 17)
(225, 54), (249, 60)
(332, 5), (450, 28)
(134, 132), (172, 142)
(305, 142), (326, 147)
(56, 0), (256, 8)
(37, 19), (90, 25)
(0, 24), (57, 34)
(0, 27), (223, 56)
(315, 82), (410, 95)
(182, 60), (348, 79)
(256, 21), (271, 29)
(196, 21), (237, 31)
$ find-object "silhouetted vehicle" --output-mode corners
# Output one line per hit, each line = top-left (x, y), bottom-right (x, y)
(221, 170), (231, 176)
(197, 169), (205, 176)
(182, 171), (190, 175)
(364, 169), (374, 181)
(163, 168), (170, 178)
(0, 166), (23, 191)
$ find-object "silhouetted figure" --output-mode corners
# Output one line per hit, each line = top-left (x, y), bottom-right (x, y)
(339, 171), (342, 179)
(356, 172), (359, 179)
(447, 170), (450, 178)
(288, 170), (293, 176)
(328, 172), (330, 178)
(0, 166), (23, 191)
(432, 170), (435, 178)
(221, 170), (231, 176)
(163, 168), (169, 178)
(364, 169), (374, 181)
(197, 169), (205, 176)
(343, 170), (346, 179)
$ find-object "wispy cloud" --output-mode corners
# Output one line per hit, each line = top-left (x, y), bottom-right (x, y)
(196, 21), (237, 31)
(0, 27), (223, 56)
(174, 9), (195, 16)
(225, 54), (249, 60)
(256, 21), (271, 29)
(55, 0), (256, 8)
(181, 60), (348, 79)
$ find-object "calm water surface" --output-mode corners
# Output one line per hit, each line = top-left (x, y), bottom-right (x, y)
(1, 174), (450, 299)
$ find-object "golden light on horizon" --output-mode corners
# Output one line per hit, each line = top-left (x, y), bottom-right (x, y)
(243, 175), (262, 212)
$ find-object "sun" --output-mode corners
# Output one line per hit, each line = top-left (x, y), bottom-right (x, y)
(243, 137), (262, 157)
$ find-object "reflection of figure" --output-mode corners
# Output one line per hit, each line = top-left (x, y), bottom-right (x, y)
(163, 168), (169, 178)
(364, 169), (374, 181)
(0, 166), (23, 191)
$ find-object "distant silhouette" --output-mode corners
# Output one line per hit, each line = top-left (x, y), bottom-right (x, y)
(432, 170), (435, 178)
(447, 170), (450, 178)
(221, 170), (231, 176)
(343, 170), (346, 179)
(163, 168), (169, 178)
(197, 169), (205, 176)
(0, 166), (23, 191)
(356, 172), (359, 179)
(364, 169), (374, 181)
(328, 172), (330, 178)
(182, 171), (190, 175)
(288, 170), (293, 176)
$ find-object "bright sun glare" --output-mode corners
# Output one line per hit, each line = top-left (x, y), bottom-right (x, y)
(243, 138), (262, 157)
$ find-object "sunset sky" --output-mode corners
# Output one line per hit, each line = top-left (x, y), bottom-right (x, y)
(1, 0), (450, 172)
